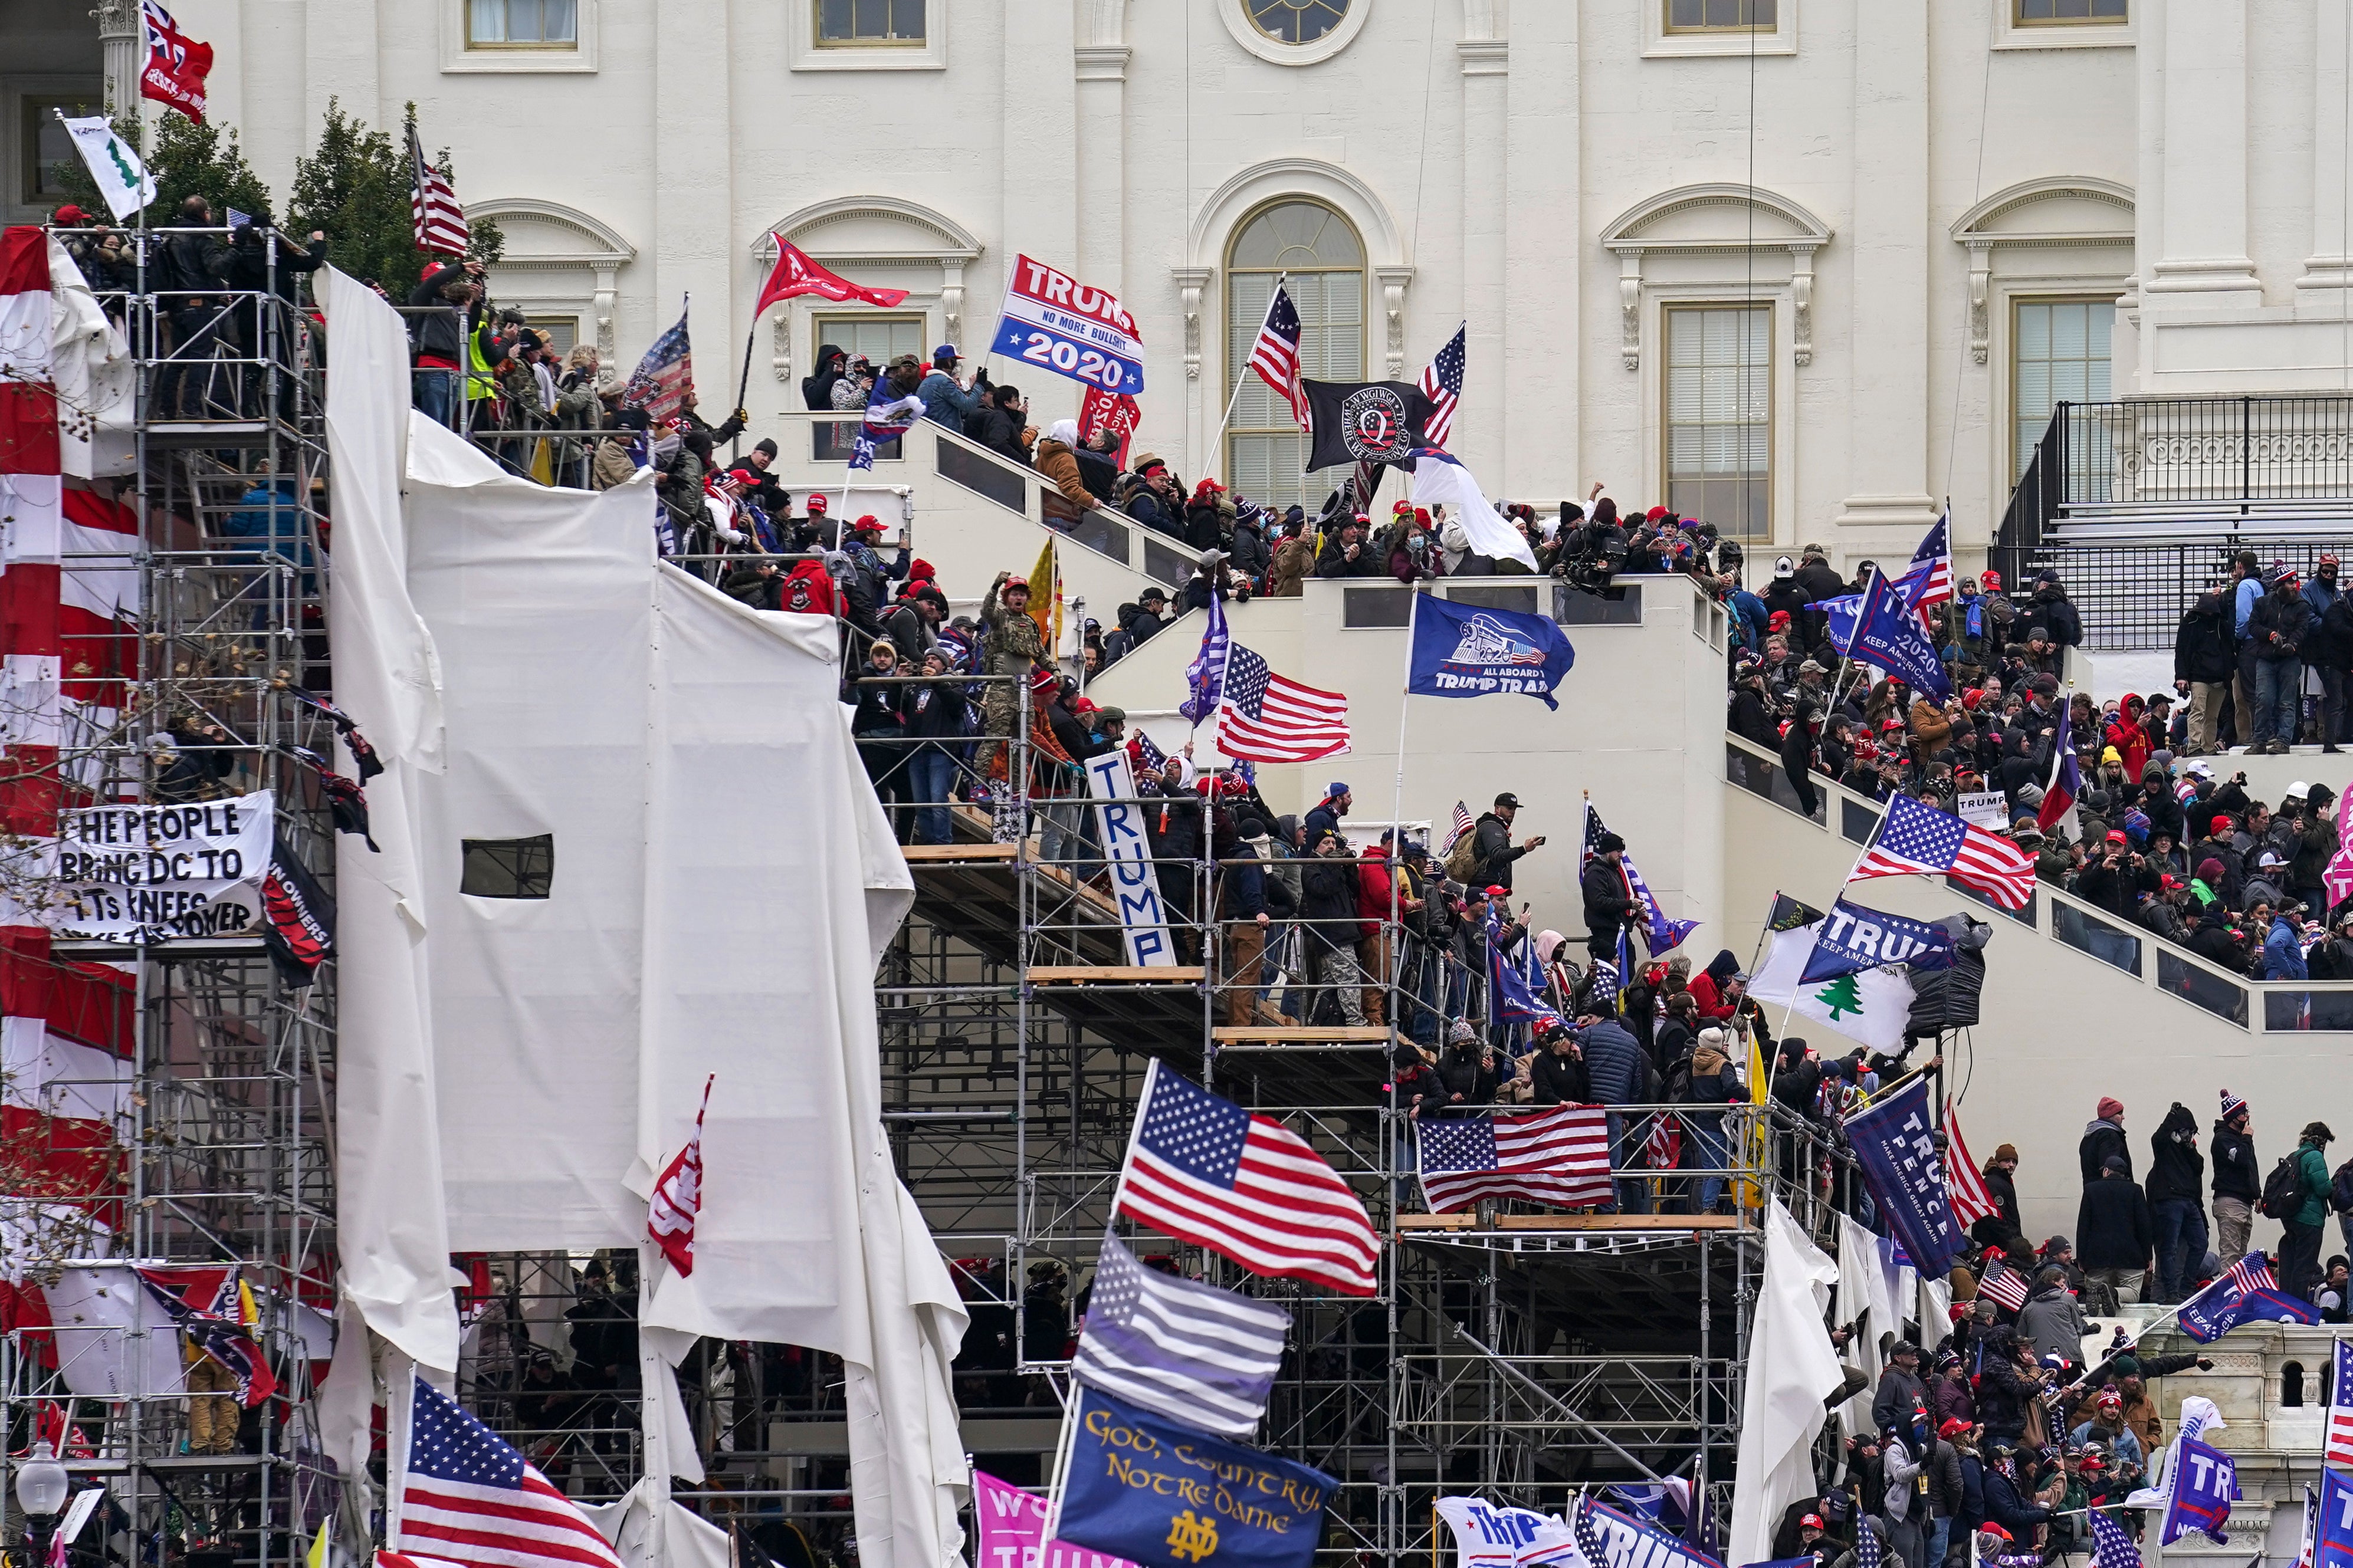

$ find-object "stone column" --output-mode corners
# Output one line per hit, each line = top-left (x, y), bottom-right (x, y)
(2147, 0), (2259, 301)
(654, 0), (734, 408)
(1457, 2), (1507, 480)
(2301, 0), (2353, 290)
(1074, 0), (1129, 300)
(1835, 0), (1938, 541)
(95, 0), (140, 119)
(1504, 4), (1577, 498)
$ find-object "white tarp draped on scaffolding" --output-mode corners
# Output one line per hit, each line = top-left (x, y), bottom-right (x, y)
(1730, 1201), (1845, 1568)
(326, 267), (964, 1568)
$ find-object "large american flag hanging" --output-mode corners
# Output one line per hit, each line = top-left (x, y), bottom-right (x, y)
(1216, 644), (1350, 764)
(1851, 793), (2037, 910)
(1113, 1061), (1378, 1296)
(408, 126), (469, 259)
(1418, 321), (1466, 450)
(1416, 1106), (1614, 1213)
(399, 1375), (623, 1568)
(1943, 1103), (2001, 1230)
(2328, 1339), (2353, 1467)
(1246, 284), (1309, 429)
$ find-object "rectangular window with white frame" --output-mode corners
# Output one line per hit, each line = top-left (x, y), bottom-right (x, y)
(2013, 0), (2124, 23)
(814, 314), (925, 382)
(468, 0), (576, 47)
(1663, 304), (1771, 541)
(818, 0), (926, 45)
(2012, 297), (2112, 482)
(1665, 0), (1776, 31)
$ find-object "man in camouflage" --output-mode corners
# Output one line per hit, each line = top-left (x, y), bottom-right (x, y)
(980, 570), (1046, 780)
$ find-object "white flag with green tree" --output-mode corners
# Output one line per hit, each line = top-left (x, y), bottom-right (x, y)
(1747, 912), (1916, 1054)
(61, 116), (156, 221)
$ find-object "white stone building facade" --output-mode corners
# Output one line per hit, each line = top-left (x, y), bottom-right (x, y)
(8, 0), (2351, 561)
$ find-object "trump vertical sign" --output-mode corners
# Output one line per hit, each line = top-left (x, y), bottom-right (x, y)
(1088, 749), (1177, 967)
(993, 255), (1148, 395)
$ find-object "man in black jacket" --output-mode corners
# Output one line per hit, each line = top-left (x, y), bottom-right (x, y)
(2079, 1098), (2129, 1184)
(2212, 1091), (2260, 1266)
(1529, 1022), (1587, 1105)
(409, 257), (488, 428)
(2249, 568), (2317, 752)
(156, 196), (232, 418)
(2078, 1155), (2154, 1309)
(1471, 793), (1546, 895)
(2147, 1103), (2208, 1302)
(1781, 703), (1824, 817)
(1581, 831), (1636, 961)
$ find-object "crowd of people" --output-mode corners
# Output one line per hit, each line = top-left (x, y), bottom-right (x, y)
(1760, 1077), (2353, 1568)
(1722, 545), (2352, 980)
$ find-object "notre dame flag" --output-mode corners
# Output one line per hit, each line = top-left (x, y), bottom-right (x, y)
(1054, 1387), (1335, 1568)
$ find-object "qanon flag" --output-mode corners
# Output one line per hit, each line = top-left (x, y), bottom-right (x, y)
(1839, 1077), (1964, 1278)
(1302, 379), (1434, 472)
(1408, 595), (1576, 709)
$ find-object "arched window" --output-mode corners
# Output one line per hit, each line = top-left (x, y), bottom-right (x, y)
(1226, 200), (1364, 510)
(2284, 1360), (2306, 1407)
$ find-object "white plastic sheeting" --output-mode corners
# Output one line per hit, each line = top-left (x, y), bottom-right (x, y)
(1730, 1201), (1845, 1568)
(326, 267), (964, 1566)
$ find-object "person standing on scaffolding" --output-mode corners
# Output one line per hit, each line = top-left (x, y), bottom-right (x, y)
(978, 570), (1044, 789)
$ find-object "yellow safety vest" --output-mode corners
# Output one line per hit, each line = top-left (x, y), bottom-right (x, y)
(464, 326), (499, 405)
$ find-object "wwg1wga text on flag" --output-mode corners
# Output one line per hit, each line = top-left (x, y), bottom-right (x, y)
(398, 1374), (623, 1568)
(1850, 792), (2036, 910)
(1069, 1232), (1289, 1438)
(1416, 1105), (1613, 1213)
(1112, 1060), (1378, 1296)
(1216, 645), (1350, 764)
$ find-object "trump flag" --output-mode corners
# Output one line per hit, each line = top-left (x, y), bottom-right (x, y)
(1407, 595), (1576, 709)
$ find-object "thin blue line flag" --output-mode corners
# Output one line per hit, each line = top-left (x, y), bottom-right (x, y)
(1849, 566), (1953, 701)
(1797, 896), (1958, 985)
(1407, 594), (1576, 709)
(1054, 1386), (1337, 1568)
(1182, 591), (1230, 725)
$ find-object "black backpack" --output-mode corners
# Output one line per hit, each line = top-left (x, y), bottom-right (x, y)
(2260, 1152), (2305, 1219)
(2332, 1158), (2353, 1216)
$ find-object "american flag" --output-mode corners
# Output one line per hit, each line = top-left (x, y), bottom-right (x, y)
(2327, 1339), (2353, 1466)
(1975, 1257), (2030, 1313)
(1246, 284), (1309, 429)
(1069, 1232), (1289, 1436)
(1852, 793), (2037, 910)
(1418, 1106), (1614, 1212)
(646, 1073), (713, 1276)
(1216, 644), (1351, 764)
(1645, 1112), (1682, 1172)
(1856, 1515), (1885, 1568)
(1571, 1495), (1614, 1568)
(1112, 1061), (1379, 1297)
(407, 124), (469, 258)
(1582, 803), (1699, 953)
(622, 300), (693, 423)
(1133, 730), (1167, 775)
(398, 1375), (622, 1568)
(1892, 511), (1954, 629)
(1944, 1103), (2001, 1229)
(2090, 1504), (2145, 1568)
(1419, 321), (1466, 450)
(1440, 801), (1474, 856)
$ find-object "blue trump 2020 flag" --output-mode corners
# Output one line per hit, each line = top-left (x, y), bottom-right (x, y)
(2162, 1436), (2240, 1545)
(1797, 896), (1958, 985)
(1055, 1386), (1336, 1568)
(1849, 567), (1952, 701)
(1181, 592), (1231, 725)
(1842, 1076), (1964, 1278)
(1408, 594), (1576, 709)
(2316, 1467), (2353, 1568)
(2175, 1251), (2318, 1341)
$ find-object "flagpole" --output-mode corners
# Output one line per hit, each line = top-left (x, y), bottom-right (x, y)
(1386, 590), (1419, 1044)
(1209, 272), (1287, 484)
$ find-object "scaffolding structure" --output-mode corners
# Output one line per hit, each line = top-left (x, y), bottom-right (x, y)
(2, 230), (1853, 1568)
(4, 227), (342, 1568)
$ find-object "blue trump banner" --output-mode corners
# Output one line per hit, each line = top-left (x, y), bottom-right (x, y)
(2316, 1467), (2353, 1568)
(2177, 1253), (2318, 1341)
(1407, 595), (1576, 709)
(2162, 1436), (2240, 1545)
(1055, 1388), (1336, 1568)
(1849, 567), (1953, 702)
(1584, 1502), (1727, 1568)
(1797, 896), (1957, 985)
(1841, 1078), (1963, 1278)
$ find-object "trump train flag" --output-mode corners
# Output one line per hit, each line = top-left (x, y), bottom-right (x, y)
(1407, 595), (1576, 709)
